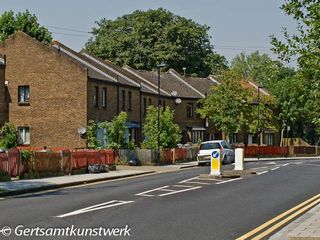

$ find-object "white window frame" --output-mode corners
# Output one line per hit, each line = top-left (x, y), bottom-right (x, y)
(18, 127), (30, 145)
(18, 86), (30, 103)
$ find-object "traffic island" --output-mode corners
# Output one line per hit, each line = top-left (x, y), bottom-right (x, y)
(199, 169), (257, 179)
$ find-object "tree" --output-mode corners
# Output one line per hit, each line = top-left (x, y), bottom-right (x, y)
(100, 112), (128, 149)
(231, 51), (295, 88)
(143, 106), (181, 149)
(85, 8), (227, 77)
(197, 71), (253, 140)
(86, 120), (100, 149)
(271, 0), (320, 143)
(0, 10), (52, 44)
(0, 122), (18, 149)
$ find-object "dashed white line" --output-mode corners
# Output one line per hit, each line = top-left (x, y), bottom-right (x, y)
(179, 177), (199, 183)
(295, 162), (303, 165)
(271, 167), (280, 171)
(257, 171), (268, 175)
(172, 185), (195, 188)
(187, 181), (210, 185)
(282, 163), (290, 167)
(57, 200), (134, 218)
(135, 186), (169, 196)
(216, 178), (243, 184)
(158, 186), (202, 197)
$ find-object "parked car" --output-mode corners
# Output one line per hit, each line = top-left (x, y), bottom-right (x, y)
(197, 140), (235, 166)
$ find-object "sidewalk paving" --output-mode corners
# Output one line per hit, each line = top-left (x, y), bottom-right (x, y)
(0, 169), (154, 197)
(0, 161), (198, 197)
(245, 156), (320, 162)
(270, 203), (320, 240)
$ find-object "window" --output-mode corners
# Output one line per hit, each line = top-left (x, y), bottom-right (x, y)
(264, 133), (274, 146)
(163, 100), (165, 110)
(148, 99), (152, 106)
(159, 100), (162, 107)
(143, 98), (147, 117)
(187, 103), (194, 117)
(18, 86), (30, 104)
(230, 133), (238, 144)
(128, 91), (132, 111)
(94, 86), (99, 107)
(102, 87), (107, 108)
(121, 90), (125, 110)
(18, 127), (30, 145)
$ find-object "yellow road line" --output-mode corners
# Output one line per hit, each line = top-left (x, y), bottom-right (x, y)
(252, 198), (320, 240)
(236, 194), (320, 240)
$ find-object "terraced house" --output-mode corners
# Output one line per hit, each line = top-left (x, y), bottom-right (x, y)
(0, 31), (278, 148)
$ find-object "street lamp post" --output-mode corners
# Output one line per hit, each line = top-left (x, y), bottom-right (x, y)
(157, 63), (168, 165)
(257, 86), (263, 160)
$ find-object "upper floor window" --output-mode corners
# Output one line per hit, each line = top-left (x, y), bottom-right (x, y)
(128, 91), (132, 111)
(18, 86), (30, 104)
(187, 103), (194, 117)
(121, 90), (126, 111)
(94, 86), (99, 107)
(143, 98), (147, 117)
(18, 127), (30, 145)
(102, 87), (107, 108)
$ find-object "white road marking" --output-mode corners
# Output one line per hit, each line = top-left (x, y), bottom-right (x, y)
(57, 200), (134, 218)
(172, 185), (195, 188)
(135, 186), (169, 196)
(271, 167), (280, 171)
(266, 162), (276, 165)
(251, 166), (269, 170)
(158, 186), (202, 197)
(136, 194), (154, 197)
(179, 177), (199, 183)
(157, 188), (176, 192)
(216, 178), (243, 184)
(257, 170), (268, 175)
(282, 163), (290, 166)
(187, 181), (210, 185)
(295, 162), (303, 165)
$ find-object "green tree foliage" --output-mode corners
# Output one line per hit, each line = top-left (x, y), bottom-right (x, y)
(86, 120), (100, 149)
(0, 122), (18, 149)
(143, 106), (181, 149)
(85, 8), (227, 77)
(198, 70), (276, 141)
(198, 71), (252, 139)
(231, 51), (295, 88)
(100, 112), (128, 150)
(0, 10), (52, 44)
(271, 0), (320, 141)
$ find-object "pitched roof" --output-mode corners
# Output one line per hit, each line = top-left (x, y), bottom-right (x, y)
(124, 67), (203, 99)
(79, 50), (140, 87)
(168, 70), (218, 96)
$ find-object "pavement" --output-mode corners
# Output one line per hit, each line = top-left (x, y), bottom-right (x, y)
(270, 203), (320, 240)
(0, 161), (198, 197)
(245, 156), (320, 162)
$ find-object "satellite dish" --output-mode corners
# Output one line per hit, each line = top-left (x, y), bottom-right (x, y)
(77, 127), (86, 135)
(175, 98), (182, 104)
(171, 91), (177, 97)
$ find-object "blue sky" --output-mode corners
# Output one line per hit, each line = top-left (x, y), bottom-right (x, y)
(1, 0), (297, 66)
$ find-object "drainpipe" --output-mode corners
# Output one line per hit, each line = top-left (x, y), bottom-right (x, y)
(117, 75), (119, 114)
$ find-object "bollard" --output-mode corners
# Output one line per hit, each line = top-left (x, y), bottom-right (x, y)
(234, 148), (244, 171)
(210, 149), (221, 176)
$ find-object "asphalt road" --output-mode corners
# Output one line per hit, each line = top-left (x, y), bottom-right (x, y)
(0, 159), (319, 240)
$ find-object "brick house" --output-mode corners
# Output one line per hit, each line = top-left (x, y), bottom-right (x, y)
(0, 31), (279, 148)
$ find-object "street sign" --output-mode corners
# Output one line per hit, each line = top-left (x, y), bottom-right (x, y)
(210, 150), (221, 176)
